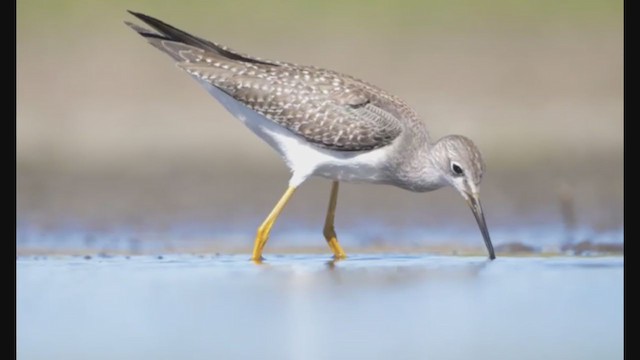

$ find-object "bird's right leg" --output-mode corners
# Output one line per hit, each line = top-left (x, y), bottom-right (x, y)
(323, 181), (347, 259)
(252, 186), (297, 262)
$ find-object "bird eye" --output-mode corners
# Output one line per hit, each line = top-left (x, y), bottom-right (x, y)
(451, 162), (464, 176)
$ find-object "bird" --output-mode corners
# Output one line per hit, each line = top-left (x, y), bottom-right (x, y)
(125, 11), (496, 262)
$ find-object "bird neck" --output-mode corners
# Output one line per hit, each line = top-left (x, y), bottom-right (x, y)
(387, 131), (447, 192)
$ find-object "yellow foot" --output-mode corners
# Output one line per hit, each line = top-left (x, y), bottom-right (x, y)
(332, 252), (347, 260)
(250, 186), (297, 263)
(324, 229), (347, 259)
(331, 253), (347, 261)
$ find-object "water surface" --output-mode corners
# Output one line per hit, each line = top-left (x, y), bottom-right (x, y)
(17, 254), (623, 360)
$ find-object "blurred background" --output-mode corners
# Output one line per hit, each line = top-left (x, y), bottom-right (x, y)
(17, 0), (623, 255)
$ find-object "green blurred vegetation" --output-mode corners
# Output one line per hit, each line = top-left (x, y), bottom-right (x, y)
(16, 0), (622, 231)
(18, 0), (622, 36)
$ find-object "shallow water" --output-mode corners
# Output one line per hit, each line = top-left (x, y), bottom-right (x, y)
(17, 254), (623, 360)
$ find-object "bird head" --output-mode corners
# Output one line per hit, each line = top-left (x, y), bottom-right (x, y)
(431, 135), (495, 260)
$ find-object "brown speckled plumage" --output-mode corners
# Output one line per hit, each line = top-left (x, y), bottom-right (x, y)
(126, 12), (419, 151)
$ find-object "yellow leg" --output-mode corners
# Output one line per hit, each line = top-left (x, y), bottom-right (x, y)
(323, 181), (347, 259)
(252, 186), (297, 262)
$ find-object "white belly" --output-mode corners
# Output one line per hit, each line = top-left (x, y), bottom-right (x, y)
(200, 81), (394, 187)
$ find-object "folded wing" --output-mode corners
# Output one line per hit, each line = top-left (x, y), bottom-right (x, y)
(127, 11), (406, 151)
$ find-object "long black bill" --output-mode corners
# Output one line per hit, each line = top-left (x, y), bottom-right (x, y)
(467, 196), (496, 260)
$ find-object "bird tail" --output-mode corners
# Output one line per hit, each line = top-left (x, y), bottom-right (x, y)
(125, 10), (275, 66)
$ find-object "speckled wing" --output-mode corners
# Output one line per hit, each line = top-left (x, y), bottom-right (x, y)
(127, 11), (405, 151)
(183, 61), (405, 151)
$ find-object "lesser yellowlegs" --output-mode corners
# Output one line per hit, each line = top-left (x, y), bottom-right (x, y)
(126, 11), (496, 261)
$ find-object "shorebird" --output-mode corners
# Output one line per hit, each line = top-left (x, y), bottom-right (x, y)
(126, 11), (496, 261)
